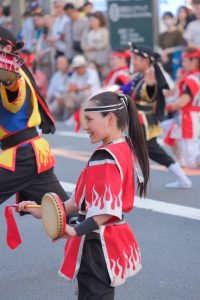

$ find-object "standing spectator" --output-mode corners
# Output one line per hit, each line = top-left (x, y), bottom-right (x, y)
(176, 6), (191, 33)
(159, 11), (185, 78)
(32, 12), (45, 52)
(20, 10), (35, 51)
(81, 1), (93, 16)
(0, 5), (7, 26)
(47, 56), (70, 120)
(184, 0), (200, 47)
(20, 1), (43, 52)
(50, 0), (70, 58)
(64, 3), (88, 55)
(81, 11), (110, 78)
(34, 14), (55, 81)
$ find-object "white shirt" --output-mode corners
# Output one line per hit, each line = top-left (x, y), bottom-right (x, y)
(68, 67), (101, 95)
(184, 20), (200, 47)
(52, 15), (70, 53)
(47, 71), (69, 100)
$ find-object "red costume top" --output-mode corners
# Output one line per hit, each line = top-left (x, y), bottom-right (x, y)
(178, 70), (200, 139)
(59, 139), (142, 287)
(166, 69), (200, 144)
(104, 66), (129, 86)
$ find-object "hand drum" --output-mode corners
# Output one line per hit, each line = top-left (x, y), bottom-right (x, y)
(41, 193), (67, 240)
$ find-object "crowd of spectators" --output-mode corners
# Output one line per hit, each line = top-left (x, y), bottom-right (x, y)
(3, 0), (199, 127)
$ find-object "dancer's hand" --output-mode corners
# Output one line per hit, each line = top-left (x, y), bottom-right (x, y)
(144, 67), (156, 86)
(64, 224), (76, 238)
(18, 201), (42, 219)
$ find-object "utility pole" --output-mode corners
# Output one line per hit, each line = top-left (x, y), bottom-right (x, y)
(10, 0), (25, 36)
(152, 0), (159, 49)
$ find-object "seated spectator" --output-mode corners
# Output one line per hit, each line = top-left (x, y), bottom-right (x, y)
(64, 55), (101, 115)
(47, 56), (70, 120)
(104, 49), (130, 87)
(184, 0), (200, 47)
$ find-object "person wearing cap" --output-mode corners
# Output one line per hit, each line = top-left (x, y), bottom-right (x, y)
(63, 54), (101, 115)
(165, 47), (200, 168)
(0, 27), (69, 213)
(120, 43), (191, 189)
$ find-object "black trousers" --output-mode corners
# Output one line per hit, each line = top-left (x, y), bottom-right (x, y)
(0, 145), (69, 204)
(147, 137), (174, 168)
(77, 238), (114, 300)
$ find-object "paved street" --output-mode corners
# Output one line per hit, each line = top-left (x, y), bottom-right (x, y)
(0, 123), (200, 300)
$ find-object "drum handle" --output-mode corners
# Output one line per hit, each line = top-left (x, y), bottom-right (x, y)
(11, 204), (41, 208)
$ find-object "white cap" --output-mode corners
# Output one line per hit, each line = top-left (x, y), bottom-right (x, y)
(71, 55), (87, 68)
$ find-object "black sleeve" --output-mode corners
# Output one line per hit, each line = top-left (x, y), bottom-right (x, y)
(89, 149), (115, 163)
(182, 85), (193, 98)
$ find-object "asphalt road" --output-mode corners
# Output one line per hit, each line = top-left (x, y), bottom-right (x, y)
(0, 123), (200, 300)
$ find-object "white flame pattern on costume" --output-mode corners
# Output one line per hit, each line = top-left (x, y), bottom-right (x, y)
(110, 244), (142, 286)
(86, 184), (122, 214)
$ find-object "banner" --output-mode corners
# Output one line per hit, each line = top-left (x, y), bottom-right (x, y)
(108, 0), (154, 49)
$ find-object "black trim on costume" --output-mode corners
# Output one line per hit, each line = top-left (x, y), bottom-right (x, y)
(1, 127), (38, 150)
(74, 217), (99, 237)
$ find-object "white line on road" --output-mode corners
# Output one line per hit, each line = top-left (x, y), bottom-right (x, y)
(56, 131), (89, 138)
(60, 181), (200, 221)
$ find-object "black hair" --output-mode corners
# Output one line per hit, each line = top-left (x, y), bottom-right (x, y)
(64, 3), (75, 11)
(162, 11), (174, 19)
(88, 91), (149, 197)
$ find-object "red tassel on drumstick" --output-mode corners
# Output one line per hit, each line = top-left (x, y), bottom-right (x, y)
(4, 203), (41, 249)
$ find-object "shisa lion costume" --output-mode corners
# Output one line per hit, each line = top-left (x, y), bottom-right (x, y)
(0, 26), (68, 249)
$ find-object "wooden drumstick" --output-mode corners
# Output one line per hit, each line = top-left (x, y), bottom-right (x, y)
(11, 204), (41, 208)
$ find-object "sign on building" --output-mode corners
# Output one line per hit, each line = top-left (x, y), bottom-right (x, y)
(108, 0), (154, 50)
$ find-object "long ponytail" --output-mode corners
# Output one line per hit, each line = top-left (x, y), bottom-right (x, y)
(88, 91), (149, 197)
(126, 95), (149, 197)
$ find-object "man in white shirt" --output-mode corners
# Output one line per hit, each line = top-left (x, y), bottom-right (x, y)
(64, 55), (101, 114)
(47, 56), (70, 120)
(50, 0), (71, 58)
(184, 0), (200, 47)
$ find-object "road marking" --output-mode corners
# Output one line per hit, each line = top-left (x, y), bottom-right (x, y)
(53, 148), (89, 162)
(60, 181), (200, 221)
(56, 131), (89, 138)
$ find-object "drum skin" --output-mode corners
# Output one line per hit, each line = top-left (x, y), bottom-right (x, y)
(41, 193), (66, 240)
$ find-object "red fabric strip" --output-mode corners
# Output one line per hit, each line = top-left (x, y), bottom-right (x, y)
(4, 205), (22, 249)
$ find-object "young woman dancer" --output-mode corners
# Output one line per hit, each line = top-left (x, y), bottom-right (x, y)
(20, 91), (149, 299)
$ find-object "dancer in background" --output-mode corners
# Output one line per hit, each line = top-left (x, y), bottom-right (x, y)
(121, 43), (191, 188)
(166, 47), (200, 168)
